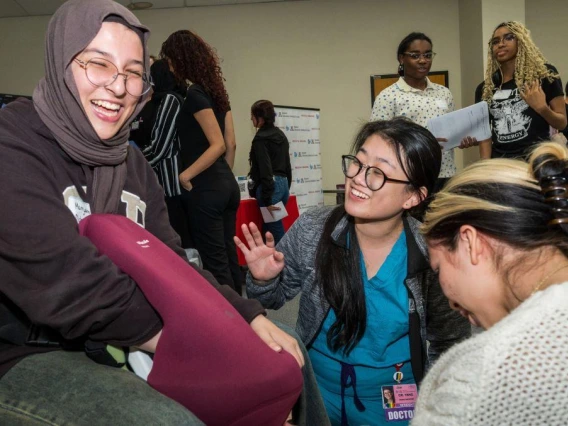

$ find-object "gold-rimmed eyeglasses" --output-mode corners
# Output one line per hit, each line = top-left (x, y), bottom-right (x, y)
(74, 57), (153, 97)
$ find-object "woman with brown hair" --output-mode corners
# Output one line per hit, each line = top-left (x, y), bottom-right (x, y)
(161, 30), (242, 293)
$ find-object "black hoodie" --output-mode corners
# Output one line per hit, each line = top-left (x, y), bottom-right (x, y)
(0, 98), (265, 377)
(248, 125), (292, 206)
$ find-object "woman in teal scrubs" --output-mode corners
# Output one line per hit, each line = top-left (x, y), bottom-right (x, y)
(238, 118), (471, 425)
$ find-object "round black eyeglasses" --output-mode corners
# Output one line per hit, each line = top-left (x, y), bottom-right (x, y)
(341, 155), (411, 191)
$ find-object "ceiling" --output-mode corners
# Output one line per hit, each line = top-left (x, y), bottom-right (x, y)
(0, 0), (304, 18)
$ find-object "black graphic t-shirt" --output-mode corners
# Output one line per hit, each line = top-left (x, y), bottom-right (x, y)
(475, 64), (564, 159)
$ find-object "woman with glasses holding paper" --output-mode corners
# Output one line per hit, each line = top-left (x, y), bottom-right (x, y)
(371, 32), (476, 195)
(237, 117), (470, 426)
(475, 21), (566, 160)
(248, 100), (292, 245)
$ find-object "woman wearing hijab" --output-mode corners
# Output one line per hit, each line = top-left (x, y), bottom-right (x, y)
(0, 0), (312, 423)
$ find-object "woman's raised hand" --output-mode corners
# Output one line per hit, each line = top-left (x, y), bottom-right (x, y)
(234, 222), (285, 281)
(520, 80), (547, 113)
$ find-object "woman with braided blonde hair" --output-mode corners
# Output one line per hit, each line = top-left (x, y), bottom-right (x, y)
(475, 21), (566, 159)
(411, 142), (568, 425)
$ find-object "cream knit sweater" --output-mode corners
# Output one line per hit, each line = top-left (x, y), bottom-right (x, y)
(412, 281), (568, 425)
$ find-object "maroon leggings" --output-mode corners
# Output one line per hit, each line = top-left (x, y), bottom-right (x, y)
(79, 214), (302, 425)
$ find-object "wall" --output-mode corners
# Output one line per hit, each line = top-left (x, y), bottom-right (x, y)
(0, 0), (463, 194)
(458, 0), (484, 167)
(526, 0), (568, 84)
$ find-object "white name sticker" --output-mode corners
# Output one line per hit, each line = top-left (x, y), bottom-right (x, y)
(435, 99), (448, 109)
(493, 89), (512, 100)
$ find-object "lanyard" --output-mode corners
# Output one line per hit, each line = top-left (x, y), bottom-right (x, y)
(393, 363), (404, 384)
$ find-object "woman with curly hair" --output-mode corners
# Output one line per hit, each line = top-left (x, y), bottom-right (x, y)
(161, 30), (242, 293)
(475, 21), (566, 159)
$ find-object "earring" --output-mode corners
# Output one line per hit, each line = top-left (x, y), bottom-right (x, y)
(398, 63), (404, 77)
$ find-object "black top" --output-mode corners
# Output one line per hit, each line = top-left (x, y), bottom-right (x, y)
(475, 64), (564, 158)
(132, 91), (185, 197)
(248, 125), (292, 206)
(176, 84), (231, 185)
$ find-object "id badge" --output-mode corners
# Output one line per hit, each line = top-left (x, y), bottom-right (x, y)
(381, 384), (418, 422)
(435, 99), (448, 109)
(493, 89), (512, 100)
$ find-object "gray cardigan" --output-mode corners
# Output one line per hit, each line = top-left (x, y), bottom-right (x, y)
(247, 206), (470, 379)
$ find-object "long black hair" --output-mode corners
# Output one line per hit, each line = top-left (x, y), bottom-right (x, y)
(149, 59), (186, 98)
(315, 118), (441, 354)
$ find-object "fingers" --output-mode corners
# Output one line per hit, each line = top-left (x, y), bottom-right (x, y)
(266, 338), (283, 353)
(249, 222), (265, 247)
(459, 136), (479, 149)
(240, 223), (257, 249)
(285, 411), (293, 426)
(293, 341), (305, 367)
(436, 137), (448, 143)
(275, 336), (304, 368)
(265, 232), (276, 248)
(273, 250), (285, 262)
(523, 80), (540, 94)
(233, 235), (249, 256)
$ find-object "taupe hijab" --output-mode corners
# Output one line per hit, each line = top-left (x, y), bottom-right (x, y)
(33, 0), (150, 214)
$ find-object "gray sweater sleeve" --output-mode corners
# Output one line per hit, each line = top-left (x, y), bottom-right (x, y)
(246, 207), (332, 310)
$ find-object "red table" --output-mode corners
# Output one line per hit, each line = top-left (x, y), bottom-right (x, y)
(235, 195), (300, 266)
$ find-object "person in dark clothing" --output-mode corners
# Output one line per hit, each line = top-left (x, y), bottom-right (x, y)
(130, 59), (192, 247)
(160, 30), (242, 293)
(476, 21), (566, 159)
(248, 100), (292, 244)
(0, 1), (316, 423)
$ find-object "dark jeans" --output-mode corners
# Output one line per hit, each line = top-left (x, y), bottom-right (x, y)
(0, 351), (203, 425)
(0, 324), (330, 426)
(180, 173), (242, 294)
(255, 175), (290, 245)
